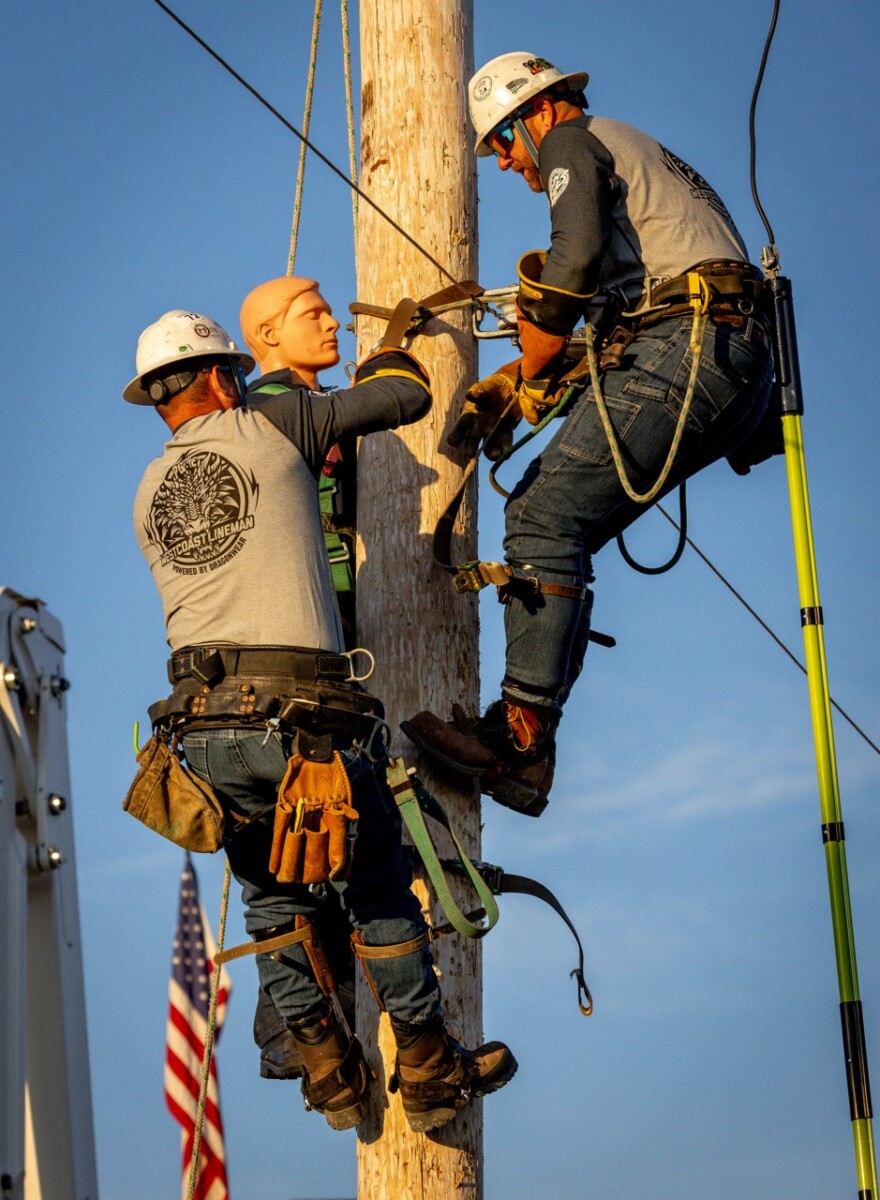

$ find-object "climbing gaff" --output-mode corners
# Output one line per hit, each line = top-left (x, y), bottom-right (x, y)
(771, 258), (879, 1199)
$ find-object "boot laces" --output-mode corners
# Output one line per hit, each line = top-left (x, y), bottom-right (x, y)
(504, 703), (544, 753)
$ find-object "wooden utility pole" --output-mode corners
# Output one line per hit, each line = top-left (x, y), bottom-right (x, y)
(354, 1), (482, 1197)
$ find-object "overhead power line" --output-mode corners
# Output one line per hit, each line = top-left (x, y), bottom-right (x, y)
(150, 0), (473, 298)
(149, 0), (879, 764)
(656, 502), (880, 758)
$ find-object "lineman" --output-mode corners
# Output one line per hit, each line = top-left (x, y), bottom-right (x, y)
(403, 53), (773, 817)
(127, 304), (516, 1132)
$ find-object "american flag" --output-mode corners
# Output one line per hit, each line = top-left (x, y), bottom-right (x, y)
(165, 853), (233, 1200)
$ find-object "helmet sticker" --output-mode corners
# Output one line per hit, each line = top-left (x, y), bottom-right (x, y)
(506, 77), (529, 94)
(193, 324), (213, 338)
(473, 75), (493, 101)
(547, 167), (571, 207)
(524, 57), (554, 75)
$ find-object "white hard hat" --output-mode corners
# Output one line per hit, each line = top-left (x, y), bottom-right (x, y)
(469, 52), (589, 157)
(123, 310), (255, 405)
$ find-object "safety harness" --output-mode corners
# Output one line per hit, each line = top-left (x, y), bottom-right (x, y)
(214, 755), (592, 1018)
(432, 258), (774, 597)
(152, 642), (593, 1014)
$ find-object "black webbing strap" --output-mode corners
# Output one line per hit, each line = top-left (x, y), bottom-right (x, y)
(432, 397), (521, 575)
(441, 858), (593, 1017)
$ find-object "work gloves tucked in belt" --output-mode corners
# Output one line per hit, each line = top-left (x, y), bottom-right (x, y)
(269, 752), (358, 885)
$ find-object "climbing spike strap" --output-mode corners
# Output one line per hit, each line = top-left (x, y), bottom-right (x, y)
(384, 758), (499, 938)
(441, 858), (593, 1017)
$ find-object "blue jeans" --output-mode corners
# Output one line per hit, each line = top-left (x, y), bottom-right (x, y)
(501, 314), (773, 709)
(181, 727), (440, 1025)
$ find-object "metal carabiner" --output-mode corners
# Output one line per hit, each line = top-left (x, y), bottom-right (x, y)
(353, 714), (393, 764)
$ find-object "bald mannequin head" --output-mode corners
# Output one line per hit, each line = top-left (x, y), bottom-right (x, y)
(240, 276), (341, 387)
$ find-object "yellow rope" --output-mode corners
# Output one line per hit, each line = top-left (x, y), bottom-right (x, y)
(184, 861), (232, 1200)
(585, 306), (707, 506)
(340, 0), (358, 275)
(287, 0), (324, 273)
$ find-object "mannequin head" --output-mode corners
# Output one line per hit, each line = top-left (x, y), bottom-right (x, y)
(240, 276), (341, 388)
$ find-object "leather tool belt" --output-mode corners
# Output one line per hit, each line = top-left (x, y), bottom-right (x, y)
(632, 259), (769, 333)
(149, 657), (385, 760)
(168, 644), (355, 687)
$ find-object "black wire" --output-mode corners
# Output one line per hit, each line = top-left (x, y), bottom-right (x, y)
(617, 482), (688, 575)
(749, 0), (780, 248)
(655, 503), (880, 758)
(149, 0), (476, 302)
(153, 0), (879, 763)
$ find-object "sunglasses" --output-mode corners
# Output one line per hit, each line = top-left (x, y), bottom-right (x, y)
(487, 100), (537, 157)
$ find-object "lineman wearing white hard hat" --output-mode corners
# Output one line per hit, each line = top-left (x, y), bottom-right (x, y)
(125, 297), (517, 1134)
(123, 309), (254, 406)
(404, 53), (774, 818)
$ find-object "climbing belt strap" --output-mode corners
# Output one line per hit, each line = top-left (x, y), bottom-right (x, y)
(385, 758), (499, 939)
(350, 279), (486, 344)
(440, 858), (593, 1017)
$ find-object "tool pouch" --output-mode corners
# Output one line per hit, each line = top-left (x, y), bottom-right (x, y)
(123, 735), (224, 853)
(269, 752), (358, 885)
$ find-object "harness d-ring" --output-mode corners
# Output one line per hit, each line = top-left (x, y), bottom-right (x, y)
(344, 647), (375, 682)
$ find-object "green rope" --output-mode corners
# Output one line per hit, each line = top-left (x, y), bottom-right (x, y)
(488, 387), (579, 499)
(287, 0), (324, 274)
(340, 0), (358, 276)
(185, 861), (232, 1200)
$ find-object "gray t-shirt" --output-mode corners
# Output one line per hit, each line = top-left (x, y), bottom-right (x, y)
(134, 360), (429, 651)
(536, 114), (750, 320)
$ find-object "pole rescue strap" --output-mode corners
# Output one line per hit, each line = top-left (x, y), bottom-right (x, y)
(350, 279), (487, 343)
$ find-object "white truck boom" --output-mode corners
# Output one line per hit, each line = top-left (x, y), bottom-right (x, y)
(0, 587), (99, 1200)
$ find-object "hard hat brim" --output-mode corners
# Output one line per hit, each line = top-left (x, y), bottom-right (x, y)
(123, 348), (256, 406)
(475, 69), (589, 156)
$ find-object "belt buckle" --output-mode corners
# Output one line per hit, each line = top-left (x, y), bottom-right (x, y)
(642, 275), (671, 308)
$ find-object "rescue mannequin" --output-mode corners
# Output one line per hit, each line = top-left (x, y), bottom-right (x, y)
(240, 277), (358, 1082)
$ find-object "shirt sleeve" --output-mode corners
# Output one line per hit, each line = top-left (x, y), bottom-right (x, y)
(248, 362), (431, 477)
(537, 118), (616, 309)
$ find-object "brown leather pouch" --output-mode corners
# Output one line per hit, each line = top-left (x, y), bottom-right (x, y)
(123, 736), (224, 853)
(269, 753), (358, 885)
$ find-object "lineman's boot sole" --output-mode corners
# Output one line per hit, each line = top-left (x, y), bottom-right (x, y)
(484, 770), (550, 818)
(394, 1036), (519, 1133)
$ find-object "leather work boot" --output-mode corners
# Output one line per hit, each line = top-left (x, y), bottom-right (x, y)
(287, 1006), (372, 1130)
(256, 975), (357, 1080)
(255, 987), (304, 1080)
(389, 1015), (518, 1133)
(400, 699), (555, 817)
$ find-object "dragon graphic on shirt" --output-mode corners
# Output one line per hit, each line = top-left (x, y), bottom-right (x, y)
(659, 145), (735, 226)
(144, 449), (259, 571)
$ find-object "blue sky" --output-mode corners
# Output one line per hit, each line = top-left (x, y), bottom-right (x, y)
(4, 1), (880, 1198)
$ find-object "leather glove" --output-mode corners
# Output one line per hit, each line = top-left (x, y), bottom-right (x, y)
(516, 375), (574, 425)
(447, 360), (524, 461)
(517, 304), (570, 381)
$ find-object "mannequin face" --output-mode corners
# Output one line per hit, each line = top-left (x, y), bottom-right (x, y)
(271, 290), (341, 386)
